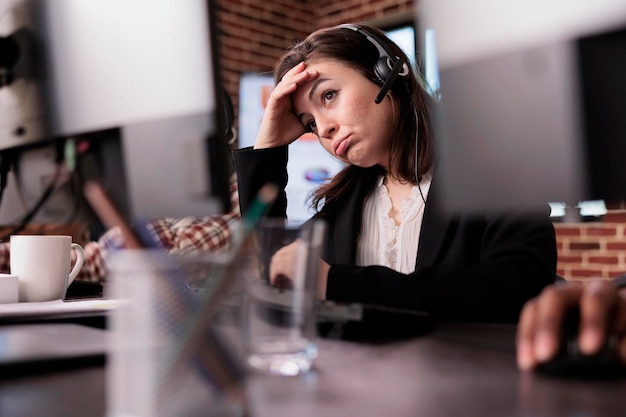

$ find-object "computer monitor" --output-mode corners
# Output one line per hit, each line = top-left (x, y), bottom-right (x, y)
(0, 0), (231, 222)
(419, 0), (626, 213)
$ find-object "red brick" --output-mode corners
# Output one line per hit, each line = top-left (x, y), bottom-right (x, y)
(588, 256), (620, 265)
(569, 269), (605, 278)
(569, 242), (601, 251)
(558, 255), (583, 263)
(587, 227), (618, 237)
(568, 276), (608, 282)
(607, 242), (626, 250)
(554, 227), (582, 237)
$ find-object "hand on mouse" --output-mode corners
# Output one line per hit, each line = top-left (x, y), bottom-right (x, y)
(516, 280), (626, 371)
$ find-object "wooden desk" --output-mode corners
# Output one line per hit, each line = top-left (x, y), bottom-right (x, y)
(0, 323), (624, 417)
(249, 323), (626, 417)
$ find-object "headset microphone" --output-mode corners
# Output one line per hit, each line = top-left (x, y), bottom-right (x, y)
(375, 59), (405, 104)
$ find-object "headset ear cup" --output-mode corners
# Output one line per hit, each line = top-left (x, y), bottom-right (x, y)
(375, 57), (393, 85)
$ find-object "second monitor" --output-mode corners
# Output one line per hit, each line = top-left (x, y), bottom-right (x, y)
(421, 0), (626, 213)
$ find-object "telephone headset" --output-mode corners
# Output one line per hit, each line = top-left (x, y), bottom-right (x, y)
(337, 24), (410, 104)
(338, 24), (426, 203)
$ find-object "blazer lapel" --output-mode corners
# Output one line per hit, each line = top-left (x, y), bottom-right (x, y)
(416, 175), (456, 270)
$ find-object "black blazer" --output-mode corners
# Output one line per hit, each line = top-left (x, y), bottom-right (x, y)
(234, 146), (557, 322)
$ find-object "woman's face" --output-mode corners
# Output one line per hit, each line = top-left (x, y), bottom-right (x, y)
(291, 59), (395, 169)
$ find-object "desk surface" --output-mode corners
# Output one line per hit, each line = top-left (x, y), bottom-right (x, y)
(1, 322), (624, 417)
(250, 323), (626, 417)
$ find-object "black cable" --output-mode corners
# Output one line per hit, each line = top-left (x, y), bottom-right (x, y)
(412, 103), (426, 204)
(0, 140), (66, 242)
(0, 179), (56, 242)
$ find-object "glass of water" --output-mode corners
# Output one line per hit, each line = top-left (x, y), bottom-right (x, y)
(240, 218), (326, 376)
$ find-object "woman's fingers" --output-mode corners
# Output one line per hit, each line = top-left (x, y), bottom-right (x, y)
(533, 284), (583, 361)
(254, 63), (318, 149)
(516, 283), (584, 370)
(270, 63), (317, 105)
(268, 241), (301, 288)
(517, 281), (626, 371)
(517, 299), (539, 370)
(266, 238), (328, 303)
(577, 280), (620, 355)
(278, 61), (316, 87)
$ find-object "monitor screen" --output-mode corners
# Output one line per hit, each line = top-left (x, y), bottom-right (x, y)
(386, 24), (417, 68)
(420, 0), (626, 213)
(0, 0), (231, 222)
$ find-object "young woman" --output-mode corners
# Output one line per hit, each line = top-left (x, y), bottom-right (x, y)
(233, 24), (557, 322)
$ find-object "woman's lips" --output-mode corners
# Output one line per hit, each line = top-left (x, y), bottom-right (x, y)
(333, 137), (350, 157)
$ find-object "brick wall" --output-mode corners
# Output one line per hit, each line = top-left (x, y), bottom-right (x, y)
(215, 0), (415, 126)
(215, 0), (312, 114)
(315, 0), (415, 28)
(555, 220), (626, 281)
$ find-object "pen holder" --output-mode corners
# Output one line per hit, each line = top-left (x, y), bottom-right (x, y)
(105, 249), (246, 417)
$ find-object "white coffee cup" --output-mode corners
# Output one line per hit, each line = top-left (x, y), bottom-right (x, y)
(10, 235), (85, 302)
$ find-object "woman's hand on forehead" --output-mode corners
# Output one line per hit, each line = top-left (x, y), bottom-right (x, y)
(254, 62), (319, 150)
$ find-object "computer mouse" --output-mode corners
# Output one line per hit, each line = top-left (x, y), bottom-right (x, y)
(536, 308), (625, 378)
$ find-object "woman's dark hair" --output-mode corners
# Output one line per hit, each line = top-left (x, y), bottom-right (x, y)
(219, 85), (236, 146)
(273, 24), (436, 211)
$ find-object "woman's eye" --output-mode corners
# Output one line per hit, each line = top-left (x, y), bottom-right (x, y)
(323, 90), (336, 103)
(306, 120), (317, 133)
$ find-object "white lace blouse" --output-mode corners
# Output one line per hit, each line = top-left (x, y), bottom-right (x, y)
(356, 176), (431, 274)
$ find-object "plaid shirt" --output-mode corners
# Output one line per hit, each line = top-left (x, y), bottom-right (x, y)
(0, 175), (241, 282)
